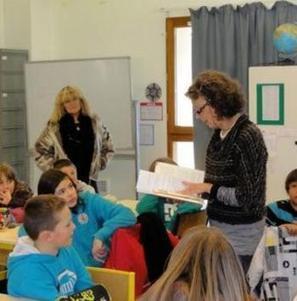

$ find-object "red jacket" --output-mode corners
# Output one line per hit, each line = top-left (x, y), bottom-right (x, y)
(104, 224), (179, 296)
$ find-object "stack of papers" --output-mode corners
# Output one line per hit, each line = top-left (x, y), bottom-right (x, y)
(136, 162), (206, 205)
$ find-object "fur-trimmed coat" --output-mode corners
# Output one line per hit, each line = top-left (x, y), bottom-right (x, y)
(34, 114), (114, 180)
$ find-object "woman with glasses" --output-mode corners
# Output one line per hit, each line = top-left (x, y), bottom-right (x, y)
(34, 86), (114, 192)
(181, 70), (268, 273)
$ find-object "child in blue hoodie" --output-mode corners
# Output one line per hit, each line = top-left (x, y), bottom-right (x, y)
(8, 195), (93, 300)
(37, 169), (136, 267)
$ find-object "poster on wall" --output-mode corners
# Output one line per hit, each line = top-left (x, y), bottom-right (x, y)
(140, 102), (163, 120)
(140, 124), (154, 145)
(256, 83), (284, 125)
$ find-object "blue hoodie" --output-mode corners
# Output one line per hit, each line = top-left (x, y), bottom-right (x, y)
(8, 236), (93, 301)
(71, 191), (136, 266)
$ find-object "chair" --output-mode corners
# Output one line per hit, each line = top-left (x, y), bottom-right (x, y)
(176, 210), (208, 237)
(0, 265), (6, 281)
(87, 267), (135, 301)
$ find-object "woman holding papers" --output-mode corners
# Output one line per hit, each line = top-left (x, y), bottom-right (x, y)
(183, 70), (268, 273)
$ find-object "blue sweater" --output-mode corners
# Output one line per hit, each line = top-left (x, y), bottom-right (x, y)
(72, 191), (136, 266)
(8, 237), (93, 300)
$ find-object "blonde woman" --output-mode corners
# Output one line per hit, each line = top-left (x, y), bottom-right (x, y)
(34, 86), (114, 191)
(139, 226), (250, 301)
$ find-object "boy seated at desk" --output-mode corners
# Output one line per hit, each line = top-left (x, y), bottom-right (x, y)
(265, 168), (297, 234)
(7, 195), (93, 301)
(0, 163), (33, 223)
(53, 159), (95, 194)
(248, 169), (297, 300)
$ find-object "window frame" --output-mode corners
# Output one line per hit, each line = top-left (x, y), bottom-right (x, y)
(166, 16), (193, 158)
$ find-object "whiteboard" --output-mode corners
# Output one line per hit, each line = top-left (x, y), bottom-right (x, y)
(25, 57), (133, 151)
(25, 57), (136, 195)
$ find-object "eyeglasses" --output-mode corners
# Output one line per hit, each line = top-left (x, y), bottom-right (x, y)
(195, 103), (208, 115)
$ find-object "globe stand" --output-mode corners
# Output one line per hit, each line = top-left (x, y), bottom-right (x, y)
(277, 58), (296, 65)
(261, 57), (296, 66)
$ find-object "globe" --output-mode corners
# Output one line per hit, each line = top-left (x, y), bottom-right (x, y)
(273, 23), (297, 59)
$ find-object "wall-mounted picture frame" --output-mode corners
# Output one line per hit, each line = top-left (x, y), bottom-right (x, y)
(256, 83), (284, 125)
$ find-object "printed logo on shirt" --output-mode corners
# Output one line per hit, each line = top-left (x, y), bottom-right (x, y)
(78, 213), (89, 224)
(164, 203), (178, 222)
(58, 269), (77, 295)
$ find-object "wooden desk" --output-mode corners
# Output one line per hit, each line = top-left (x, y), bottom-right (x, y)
(0, 227), (18, 266)
(0, 294), (35, 300)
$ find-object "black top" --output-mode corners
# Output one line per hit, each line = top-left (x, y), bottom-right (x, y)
(59, 113), (95, 183)
(205, 114), (268, 224)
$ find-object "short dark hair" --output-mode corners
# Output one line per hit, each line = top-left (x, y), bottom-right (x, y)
(285, 169), (297, 192)
(38, 169), (73, 195)
(186, 70), (245, 119)
(24, 195), (66, 240)
(53, 159), (75, 170)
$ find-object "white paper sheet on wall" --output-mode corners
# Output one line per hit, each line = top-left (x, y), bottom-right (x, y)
(262, 85), (280, 121)
(262, 131), (277, 158)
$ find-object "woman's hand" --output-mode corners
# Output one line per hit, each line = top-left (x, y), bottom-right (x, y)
(0, 190), (12, 206)
(179, 181), (213, 196)
(92, 238), (107, 262)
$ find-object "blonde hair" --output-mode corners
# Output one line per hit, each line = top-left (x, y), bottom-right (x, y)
(140, 226), (249, 301)
(49, 86), (91, 123)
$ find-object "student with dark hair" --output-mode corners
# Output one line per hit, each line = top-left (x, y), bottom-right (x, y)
(266, 168), (297, 232)
(8, 195), (93, 300)
(105, 212), (178, 296)
(53, 158), (95, 193)
(37, 169), (136, 267)
(248, 169), (297, 300)
(0, 163), (33, 223)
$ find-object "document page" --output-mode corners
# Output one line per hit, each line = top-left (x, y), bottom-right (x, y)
(136, 170), (206, 205)
(155, 162), (205, 182)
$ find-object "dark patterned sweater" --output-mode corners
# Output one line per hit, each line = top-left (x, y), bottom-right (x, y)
(205, 114), (268, 224)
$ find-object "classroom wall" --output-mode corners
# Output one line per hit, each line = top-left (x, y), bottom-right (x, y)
(1, 0), (30, 49)
(0, 0), (283, 171)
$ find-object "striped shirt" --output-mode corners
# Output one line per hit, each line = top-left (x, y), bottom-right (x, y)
(205, 114), (268, 225)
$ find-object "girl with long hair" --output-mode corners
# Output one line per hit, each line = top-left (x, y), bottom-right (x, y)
(140, 226), (249, 301)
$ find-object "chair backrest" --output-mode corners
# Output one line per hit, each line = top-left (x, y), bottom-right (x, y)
(176, 210), (208, 237)
(87, 267), (135, 301)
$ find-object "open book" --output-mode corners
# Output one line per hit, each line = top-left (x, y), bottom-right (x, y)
(136, 162), (206, 206)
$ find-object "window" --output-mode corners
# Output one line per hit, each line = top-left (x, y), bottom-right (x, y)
(166, 17), (194, 168)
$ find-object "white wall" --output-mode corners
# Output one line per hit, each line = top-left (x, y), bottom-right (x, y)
(0, 0), (290, 192)
(1, 0), (30, 49)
